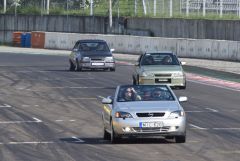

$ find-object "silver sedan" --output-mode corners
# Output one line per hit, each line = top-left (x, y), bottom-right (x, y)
(101, 85), (187, 143)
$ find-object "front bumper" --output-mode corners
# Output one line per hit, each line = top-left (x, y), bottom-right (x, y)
(112, 117), (186, 137)
(139, 76), (186, 87)
(81, 61), (115, 69)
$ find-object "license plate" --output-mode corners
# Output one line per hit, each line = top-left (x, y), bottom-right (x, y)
(91, 62), (104, 66)
(157, 79), (168, 82)
(139, 122), (163, 128)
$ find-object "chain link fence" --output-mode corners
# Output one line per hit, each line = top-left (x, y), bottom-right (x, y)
(1, 0), (240, 19)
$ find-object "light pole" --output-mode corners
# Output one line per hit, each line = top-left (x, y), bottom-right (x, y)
(154, 0), (156, 16)
(109, 0), (112, 30)
(13, 0), (21, 16)
(47, 0), (50, 14)
(142, 0), (147, 15)
(4, 0), (6, 13)
(170, 0), (172, 17)
(90, 0), (93, 16)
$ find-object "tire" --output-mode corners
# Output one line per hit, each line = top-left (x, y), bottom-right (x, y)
(136, 75), (140, 85)
(111, 121), (120, 144)
(110, 68), (115, 72)
(103, 126), (110, 140)
(69, 59), (75, 71)
(179, 85), (186, 90)
(180, 80), (187, 89)
(165, 136), (174, 140)
(132, 76), (136, 85)
(76, 59), (82, 71)
(175, 135), (186, 143)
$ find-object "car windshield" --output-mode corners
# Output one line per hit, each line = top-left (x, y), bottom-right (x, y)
(140, 53), (180, 66)
(117, 85), (175, 102)
(79, 42), (109, 52)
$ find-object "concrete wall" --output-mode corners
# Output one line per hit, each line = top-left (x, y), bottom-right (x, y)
(0, 14), (125, 44)
(2, 15), (240, 43)
(44, 32), (240, 61)
(126, 18), (240, 41)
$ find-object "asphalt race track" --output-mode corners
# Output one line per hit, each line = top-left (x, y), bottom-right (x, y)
(0, 52), (239, 161)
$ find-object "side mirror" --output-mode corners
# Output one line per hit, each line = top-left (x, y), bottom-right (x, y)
(110, 49), (115, 52)
(181, 61), (186, 65)
(179, 96), (188, 102)
(73, 48), (78, 52)
(135, 62), (140, 66)
(102, 97), (113, 104)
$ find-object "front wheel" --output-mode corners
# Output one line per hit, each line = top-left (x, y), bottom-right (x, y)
(110, 68), (115, 72)
(76, 60), (82, 71)
(175, 135), (186, 143)
(69, 60), (75, 71)
(111, 121), (120, 144)
(132, 76), (136, 85)
(103, 126), (110, 140)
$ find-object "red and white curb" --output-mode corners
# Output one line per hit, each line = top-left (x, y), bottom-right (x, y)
(187, 73), (240, 91)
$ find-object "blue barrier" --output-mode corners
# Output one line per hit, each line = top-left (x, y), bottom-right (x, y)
(21, 33), (31, 48)
(25, 33), (31, 48)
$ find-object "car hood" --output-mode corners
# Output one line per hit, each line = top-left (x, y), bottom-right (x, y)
(115, 101), (180, 112)
(81, 51), (112, 57)
(141, 65), (182, 72)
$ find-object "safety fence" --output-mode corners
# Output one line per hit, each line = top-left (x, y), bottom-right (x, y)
(1, 0), (240, 19)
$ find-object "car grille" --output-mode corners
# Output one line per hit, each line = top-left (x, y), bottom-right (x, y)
(154, 74), (172, 77)
(91, 58), (104, 61)
(136, 112), (165, 117)
(133, 126), (170, 133)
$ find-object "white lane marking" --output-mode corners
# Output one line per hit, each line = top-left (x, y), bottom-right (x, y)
(189, 124), (208, 130)
(21, 105), (30, 107)
(17, 87), (27, 90)
(219, 150), (240, 154)
(187, 140), (200, 143)
(12, 77), (94, 80)
(55, 120), (76, 122)
(69, 87), (105, 89)
(0, 104), (12, 108)
(213, 128), (240, 130)
(71, 136), (85, 143)
(186, 111), (206, 113)
(26, 86), (106, 91)
(8, 141), (54, 145)
(0, 138), (87, 145)
(15, 71), (32, 73)
(21, 105), (40, 107)
(68, 97), (97, 100)
(68, 78), (94, 80)
(0, 117), (42, 124)
(55, 120), (63, 122)
(32, 117), (42, 123)
(188, 80), (240, 92)
(205, 108), (218, 112)
(185, 110), (217, 113)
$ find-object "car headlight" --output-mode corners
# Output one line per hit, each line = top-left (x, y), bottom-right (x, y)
(140, 72), (154, 77)
(172, 72), (184, 77)
(168, 110), (185, 119)
(115, 111), (133, 118)
(82, 57), (90, 62)
(105, 57), (114, 62)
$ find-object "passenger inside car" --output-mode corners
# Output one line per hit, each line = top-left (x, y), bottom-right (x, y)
(162, 55), (173, 65)
(142, 56), (155, 65)
(120, 87), (141, 101)
(151, 88), (164, 100)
